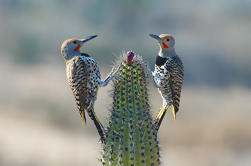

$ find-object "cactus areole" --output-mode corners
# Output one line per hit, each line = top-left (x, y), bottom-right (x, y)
(102, 51), (160, 166)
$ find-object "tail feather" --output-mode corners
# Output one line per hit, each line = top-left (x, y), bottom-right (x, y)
(155, 104), (168, 131)
(81, 111), (86, 125)
(155, 103), (178, 131)
(156, 104), (167, 120)
(87, 108), (105, 142)
(170, 104), (176, 121)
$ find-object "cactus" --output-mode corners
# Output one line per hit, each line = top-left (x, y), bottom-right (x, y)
(101, 51), (160, 166)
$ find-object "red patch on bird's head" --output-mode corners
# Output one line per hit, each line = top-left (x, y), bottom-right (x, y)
(74, 44), (81, 52)
(126, 51), (135, 65)
(162, 42), (168, 48)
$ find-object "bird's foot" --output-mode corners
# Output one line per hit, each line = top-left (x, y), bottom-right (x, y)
(99, 65), (123, 86)
(154, 104), (168, 131)
(110, 64), (124, 80)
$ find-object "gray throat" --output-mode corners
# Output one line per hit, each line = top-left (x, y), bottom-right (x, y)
(158, 47), (176, 58)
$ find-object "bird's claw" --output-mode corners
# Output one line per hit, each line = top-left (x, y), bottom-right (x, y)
(114, 75), (124, 80)
(111, 66), (116, 74)
(111, 65), (124, 80)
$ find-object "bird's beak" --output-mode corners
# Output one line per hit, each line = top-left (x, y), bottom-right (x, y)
(149, 34), (161, 41)
(80, 35), (98, 45)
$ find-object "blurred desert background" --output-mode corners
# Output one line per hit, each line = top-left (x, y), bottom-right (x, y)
(0, 0), (251, 165)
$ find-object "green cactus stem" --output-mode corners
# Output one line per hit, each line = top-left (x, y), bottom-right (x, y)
(102, 51), (160, 166)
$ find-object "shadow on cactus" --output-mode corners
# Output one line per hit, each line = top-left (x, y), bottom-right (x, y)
(102, 51), (160, 166)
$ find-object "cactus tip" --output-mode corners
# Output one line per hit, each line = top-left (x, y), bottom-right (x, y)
(126, 50), (135, 65)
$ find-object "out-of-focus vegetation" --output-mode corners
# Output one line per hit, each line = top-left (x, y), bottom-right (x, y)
(1, 0), (251, 87)
(0, 0), (251, 166)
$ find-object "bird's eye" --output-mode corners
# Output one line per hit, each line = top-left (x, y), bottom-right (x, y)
(73, 41), (77, 44)
(166, 39), (170, 42)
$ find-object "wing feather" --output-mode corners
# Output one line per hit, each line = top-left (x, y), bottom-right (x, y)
(66, 56), (89, 116)
(167, 56), (184, 113)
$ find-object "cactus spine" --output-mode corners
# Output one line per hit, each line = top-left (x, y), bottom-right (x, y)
(102, 52), (160, 166)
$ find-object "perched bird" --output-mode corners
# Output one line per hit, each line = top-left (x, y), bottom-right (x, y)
(149, 34), (184, 129)
(61, 35), (120, 141)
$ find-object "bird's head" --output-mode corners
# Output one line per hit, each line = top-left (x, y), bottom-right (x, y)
(149, 34), (175, 53)
(60, 35), (97, 60)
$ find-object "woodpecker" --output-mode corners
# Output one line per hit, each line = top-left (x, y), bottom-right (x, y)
(61, 35), (120, 141)
(149, 34), (184, 129)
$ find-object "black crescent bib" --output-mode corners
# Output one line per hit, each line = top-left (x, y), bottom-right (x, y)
(156, 55), (167, 66)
